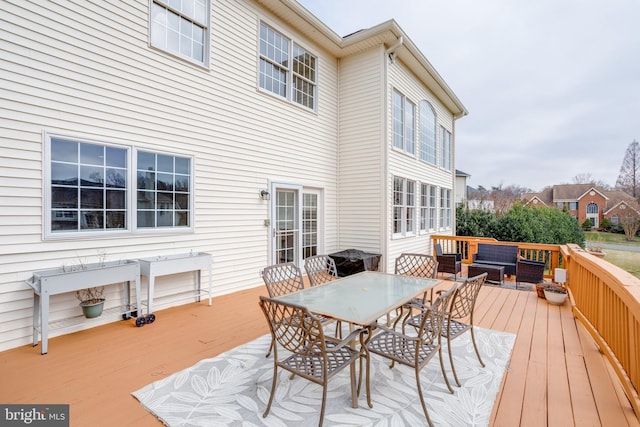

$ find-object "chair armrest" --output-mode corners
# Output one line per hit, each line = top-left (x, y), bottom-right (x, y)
(325, 327), (367, 351)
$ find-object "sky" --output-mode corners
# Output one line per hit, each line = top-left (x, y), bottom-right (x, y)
(297, 0), (640, 192)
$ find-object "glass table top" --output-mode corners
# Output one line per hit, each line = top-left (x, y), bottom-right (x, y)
(275, 271), (441, 326)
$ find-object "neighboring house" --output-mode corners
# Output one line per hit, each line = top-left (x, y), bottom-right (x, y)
(0, 0), (466, 351)
(522, 184), (640, 228)
(455, 170), (470, 207)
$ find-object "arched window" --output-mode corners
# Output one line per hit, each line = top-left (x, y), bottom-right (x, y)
(586, 203), (599, 214)
(419, 100), (436, 164)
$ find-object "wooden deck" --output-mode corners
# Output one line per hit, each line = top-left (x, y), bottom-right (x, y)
(0, 274), (638, 426)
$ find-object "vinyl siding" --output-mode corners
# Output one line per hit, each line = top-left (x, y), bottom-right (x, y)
(0, 0), (339, 351)
(384, 59), (456, 270)
(337, 47), (385, 255)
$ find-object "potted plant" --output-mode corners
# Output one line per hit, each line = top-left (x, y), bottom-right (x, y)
(543, 284), (568, 305)
(75, 286), (105, 318)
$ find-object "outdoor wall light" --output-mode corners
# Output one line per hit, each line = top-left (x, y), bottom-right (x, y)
(260, 190), (270, 201)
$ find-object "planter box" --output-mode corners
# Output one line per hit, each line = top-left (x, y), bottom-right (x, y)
(138, 252), (213, 315)
(26, 260), (141, 354)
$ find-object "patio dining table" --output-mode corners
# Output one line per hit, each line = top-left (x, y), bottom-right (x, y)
(275, 270), (442, 407)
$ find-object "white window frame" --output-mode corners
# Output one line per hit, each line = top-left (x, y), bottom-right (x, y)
(150, 0), (210, 66)
(258, 22), (317, 111)
(44, 133), (194, 239)
(439, 188), (452, 230)
(420, 183), (437, 233)
(393, 176), (416, 237)
(440, 126), (452, 171)
(419, 100), (437, 165)
(429, 185), (438, 231)
(392, 89), (415, 155)
(135, 149), (194, 231)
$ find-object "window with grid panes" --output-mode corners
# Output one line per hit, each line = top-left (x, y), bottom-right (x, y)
(259, 23), (317, 110)
(150, 0), (208, 65)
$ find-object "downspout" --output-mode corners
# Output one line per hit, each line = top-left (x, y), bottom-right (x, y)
(452, 111), (467, 237)
(382, 36), (403, 271)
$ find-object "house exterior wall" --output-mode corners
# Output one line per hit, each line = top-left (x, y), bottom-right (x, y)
(336, 47), (385, 255)
(383, 60), (456, 271)
(0, 0), (342, 351)
(577, 191), (606, 227)
(0, 0), (465, 351)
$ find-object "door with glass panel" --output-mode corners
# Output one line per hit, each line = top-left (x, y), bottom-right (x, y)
(271, 186), (320, 266)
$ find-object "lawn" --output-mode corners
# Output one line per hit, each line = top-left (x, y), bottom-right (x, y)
(585, 231), (640, 245)
(603, 249), (640, 279)
(584, 231), (640, 278)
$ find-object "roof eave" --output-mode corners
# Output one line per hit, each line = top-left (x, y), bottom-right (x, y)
(256, 0), (468, 117)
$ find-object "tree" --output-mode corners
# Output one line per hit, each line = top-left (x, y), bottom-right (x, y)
(620, 214), (640, 241)
(571, 174), (611, 190)
(615, 140), (640, 198)
(457, 203), (584, 246)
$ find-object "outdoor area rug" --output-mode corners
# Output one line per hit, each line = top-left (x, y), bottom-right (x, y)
(132, 325), (515, 426)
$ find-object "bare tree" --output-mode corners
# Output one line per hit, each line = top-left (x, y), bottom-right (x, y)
(616, 140), (640, 198)
(620, 213), (640, 241)
(490, 184), (531, 216)
(571, 173), (611, 190)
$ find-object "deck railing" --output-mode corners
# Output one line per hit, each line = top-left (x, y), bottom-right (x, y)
(432, 235), (640, 420)
(564, 243), (640, 419)
(432, 235), (565, 280)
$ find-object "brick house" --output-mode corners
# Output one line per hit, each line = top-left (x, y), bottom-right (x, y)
(522, 184), (640, 228)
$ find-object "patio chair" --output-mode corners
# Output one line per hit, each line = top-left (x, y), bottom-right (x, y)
(259, 296), (369, 427)
(434, 243), (462, 280)
(391, 253), (438, 328)
(516, 259), (546, 287)
(406, 272), (487, 388)
(262, 262), (305, 298)
(304, 255), (338, 286)
(262, 262), (338, 356)
(366, 283), (457, 427)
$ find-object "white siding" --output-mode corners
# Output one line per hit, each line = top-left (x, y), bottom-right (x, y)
(0, 0), (339, 351)
(384, 59), (456, 271)
(337, 48), (385, 256)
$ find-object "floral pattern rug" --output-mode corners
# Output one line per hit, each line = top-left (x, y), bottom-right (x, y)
(133, 325), (515, 426)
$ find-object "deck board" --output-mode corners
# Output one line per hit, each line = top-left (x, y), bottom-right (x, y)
(0, 277), (638, 426)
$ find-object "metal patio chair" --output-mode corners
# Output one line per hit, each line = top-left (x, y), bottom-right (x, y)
(407, 272), (487, 388)
(304, 254), (338, 287)
(391, 253), (439, 329)
(259, 296), (369, 427)
(366, 284), (457, 427)
(262, 262), (338, 356)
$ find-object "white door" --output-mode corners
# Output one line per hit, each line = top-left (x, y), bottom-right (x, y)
(270, 185), (321, 266)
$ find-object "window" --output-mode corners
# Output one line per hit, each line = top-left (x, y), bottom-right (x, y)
(556, 202), (564, 209)
(569, 202), (578, 210)
(150, 0), (209, 65)
(46, 135), (192, 237)
(440, 126), (452, 170)
(429, 186), (438, 230)
(302, 193), (318, 259)
(259, 23), (317, 110)
(420, 183), (437, 232)
(393, 177), (416, 236)
(419, 101), (437, 164)
(586, 202), (599, 214)
(49, 137), (127, 232)
(611, 215), (619, 225)
(439, 188), (452, 230)
(392, 89), (415, 155)
(137, 151), (192, 228)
